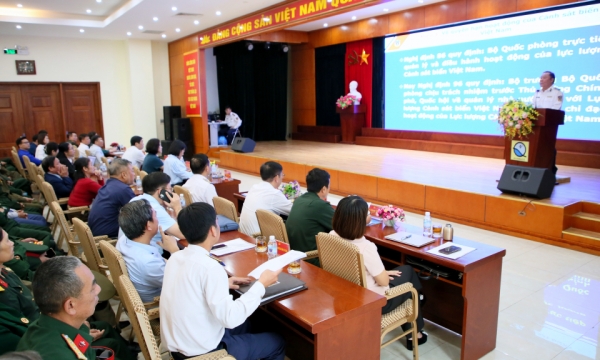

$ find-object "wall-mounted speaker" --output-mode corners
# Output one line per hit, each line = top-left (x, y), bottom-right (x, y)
(173, 118), (191, 142)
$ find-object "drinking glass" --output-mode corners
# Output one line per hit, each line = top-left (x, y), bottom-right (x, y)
(255, 236), (267, 253)
(287, 260), (302, 274)
(432, 223), (443, 238)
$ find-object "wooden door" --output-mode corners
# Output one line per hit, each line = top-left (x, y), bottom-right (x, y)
(0, 85), (25, 158)
(62, 83), (103, 138)
(20, 84), (64, 143)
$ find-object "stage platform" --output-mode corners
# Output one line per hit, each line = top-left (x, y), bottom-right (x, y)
(219, 140), (600, 254)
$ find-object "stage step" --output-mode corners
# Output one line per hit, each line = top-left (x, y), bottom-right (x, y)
(292, 132), (341, 143)
(207, 146), (230, 159)
(355, 136), (504, 158)
(297, 126), (341, 135)
(562, 227), (600, 246)
(571, 212), (600, 233)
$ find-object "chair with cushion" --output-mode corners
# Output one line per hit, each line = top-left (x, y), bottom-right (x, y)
(256, 209), (318, 260)
(85, 149), (92, 157)
(118, 275), (234, 360)
(49, 201), (94, 255)
(173, 185), (193, 207)
(140, 170), (148, 180)
(316, 232), (420, 355)
(213, 196), (239, 223)
(11, 151), (27, 178)
(133, 166), (141, 178)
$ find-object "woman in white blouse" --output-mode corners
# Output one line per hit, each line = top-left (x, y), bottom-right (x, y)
(35, 131), (50, 160)
(331, 196), (427, 351)
(163, 139), (192, 186)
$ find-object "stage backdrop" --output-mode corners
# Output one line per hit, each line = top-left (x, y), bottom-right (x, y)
(345, 39), (373, 127)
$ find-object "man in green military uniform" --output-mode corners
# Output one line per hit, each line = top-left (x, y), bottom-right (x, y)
(0, 209), (54, 250)
(285, 168), (334, 266)
(15, 256), (135, 360)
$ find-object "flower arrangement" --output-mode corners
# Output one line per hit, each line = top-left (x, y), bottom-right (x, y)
(336, 94), (357, 109)
(497, 100), (540, 139)
(280, 180), (301, 200)
(376, 205), (405, 227)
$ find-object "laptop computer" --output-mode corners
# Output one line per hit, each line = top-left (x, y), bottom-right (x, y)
(236, 272), (307, 305)
(384, 232), (435, 247)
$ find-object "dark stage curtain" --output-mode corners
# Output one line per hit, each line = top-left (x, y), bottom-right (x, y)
(372, 37), (385, 129)
(214, 42), (288, 141)
(315, 44), (346, 127)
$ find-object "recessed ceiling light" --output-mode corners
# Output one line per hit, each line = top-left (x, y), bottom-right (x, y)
(341, 26), (348, 30)
(16, 4), (22, 7)
(138, 25), (143, 30)
(323, 23), (328, 27)
(171, 6), (177, 11)
(383, 8), (389, 12)
(86, 9), (91, 13)
(153, 17), (158, 21)
(162, 34), (166, 38)
(127, 32), (132, 36)
(175, 28), (181, 32)
(194, 20), (199, 25)
(216, 11), (221, 15)
(352, 16), (356, 20)
(96, 0), (101, 2)
(16, 25), (21, 29)
(80, 29), (85, 33)
(418, 0), (423, 2)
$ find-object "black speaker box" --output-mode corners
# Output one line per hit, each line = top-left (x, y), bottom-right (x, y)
(497, 165), (555, 199)
(163, 106), (181, 141)
(173, 118), (191, 142)
(231, 137), (256, 153)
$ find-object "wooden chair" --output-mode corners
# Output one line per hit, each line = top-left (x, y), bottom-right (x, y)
(133, 166), (141, 178)
(316, 232), (420, 354)
(11, 151), (27, 178)
(255, 209), (318, 260)
(49, 201), (94, 256)
(101, 157), (110, 169)
(21, 155), (37, 183)
(85, 150), (92, 157)
(173, 185), (193, 207)
(118, 275), (234, 360)
(140, 170), (148, 180)
(213, 196), (239, 223)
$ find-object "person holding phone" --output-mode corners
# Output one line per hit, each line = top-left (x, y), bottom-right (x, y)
(330, 196), (427, 350)
(124, 172), (185, 256)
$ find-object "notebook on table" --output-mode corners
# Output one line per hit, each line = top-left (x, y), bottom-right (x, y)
(236, 272), (307, 305)
(384, 232), (435, 247)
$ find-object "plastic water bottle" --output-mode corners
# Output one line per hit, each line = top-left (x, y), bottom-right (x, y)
(135, 176), (142, 191)
(423, 212), (432, 237)
(100, 163), (108, 179)
(267, 236), (277, 259)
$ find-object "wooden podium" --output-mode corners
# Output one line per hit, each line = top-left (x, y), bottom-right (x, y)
(336, 105), (366, 144)
(504, 108), (565, 170)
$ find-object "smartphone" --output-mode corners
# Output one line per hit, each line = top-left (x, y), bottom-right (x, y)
(159, 189), (172, 203)
(439, 245), (462, 255)
(45, 248), (56, 258)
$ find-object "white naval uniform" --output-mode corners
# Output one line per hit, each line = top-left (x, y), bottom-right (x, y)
(224, 112), (242, 129)
(532, 85), (563, 110)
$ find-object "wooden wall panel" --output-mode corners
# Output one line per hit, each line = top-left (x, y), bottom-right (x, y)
(220, 151), (235, 168)
(424, 0), (468, 28)
(291, 45), (315, 81)
(466, 0), (517, 19)
(247, 30), (309, 43)
(338, 172), (378, 199)
(236, 154), (258, 173)
(516, 0), (577, 11)
(0, 85), (24, 157)
(20, 84), (63, 142)
(388, 8), (425, 34)
(330, 24), (361, 45)
(357, 16), (390, 39)
(292, 79), (316, 110)
(308, 29), (332, 48)
(279, 161), (307, 185)
(485, 197), (564, 238)
(253, 157), (269, 175)
(377, 178), (425, 210)
(62, 83), (103, 137)
(425, 186), (486, 222)
(169, 53), (185, 88)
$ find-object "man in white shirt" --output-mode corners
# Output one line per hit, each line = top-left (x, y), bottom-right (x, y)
(78, 133), (91, 158)
(160, 203), (285, 360)
(89, 135), (107, 164)
(239, 161), (292, 236)
(183, 154), (218, 206)
(117, 199), (179, 303)
(221, 106), (242, 144)
(531, 71), (562, 175)
(122, 135), (146, 169)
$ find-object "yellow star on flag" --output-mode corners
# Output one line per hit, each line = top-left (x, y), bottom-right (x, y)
(359, 49), (370, 65)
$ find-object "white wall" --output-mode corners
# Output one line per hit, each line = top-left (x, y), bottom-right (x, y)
(0, 35), (170, 145)
(152, 41), (171, 140)
(204, 47), (220, 115)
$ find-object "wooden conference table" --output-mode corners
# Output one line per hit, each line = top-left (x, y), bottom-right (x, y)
(233, 193), (506, 360)
(179, 231), (386, 360)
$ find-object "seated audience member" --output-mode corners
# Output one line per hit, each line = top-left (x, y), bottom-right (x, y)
(286, 168), (334, 266)
(126, 172), (184, 255)
(16, 256), (135, 360)
(89, 135), (106, 163)
(331, 196), (427, 350)
(34, 132), (49, 161)
(122, 136), (145, 170)
(239, 161), (292, 236)
(0, 350), (42, 359)
(42, 156), (73, 199)
(68, 158), (104, 208)
(160, 203), (285, 360)
(43, 142), (58, 160)
(163, 140), (191, 186)
(0, 209), (54, 249)
(67, 131), (78, 146)
(117, 200), (178, 302)
(28, 134), (38, 156)
(1, 208), (46, 228)
(88, 159), (135, 238)
(78, 133), (91, 158)
(56, 142), (75, 180)
(16, 137), (41, 167)
(182, 154), (217, 206)
(141, 138), (163, 174)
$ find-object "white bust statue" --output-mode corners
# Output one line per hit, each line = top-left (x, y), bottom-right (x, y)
(347, 80), (362, 105)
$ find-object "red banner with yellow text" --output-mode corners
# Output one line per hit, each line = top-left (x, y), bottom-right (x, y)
(183, 50), (201, 116)
(198, 0), (368, 48)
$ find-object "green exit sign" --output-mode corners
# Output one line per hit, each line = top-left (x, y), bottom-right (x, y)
(4, 49), (17, 55)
